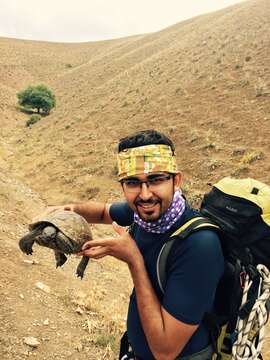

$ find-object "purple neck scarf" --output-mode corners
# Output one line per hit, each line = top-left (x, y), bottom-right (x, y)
(134, 190), (186, 234)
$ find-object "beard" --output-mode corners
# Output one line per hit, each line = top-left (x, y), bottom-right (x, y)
(135, 199), (162, 222)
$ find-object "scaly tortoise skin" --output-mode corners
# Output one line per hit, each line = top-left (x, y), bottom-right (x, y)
(19, 210), (92, 278)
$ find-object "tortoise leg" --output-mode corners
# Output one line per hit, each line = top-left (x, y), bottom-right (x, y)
(76, 256), (90, 279)
(55, 232), (74, 254)
(54, 250), (67, 268)
(19, 227), (43, 255)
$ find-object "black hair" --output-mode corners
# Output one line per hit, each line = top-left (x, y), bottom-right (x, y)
(118, 129), (175, 154)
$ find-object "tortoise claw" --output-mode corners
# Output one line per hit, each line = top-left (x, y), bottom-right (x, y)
(54, 251), (67, 268)
(76, 256), (90, 279)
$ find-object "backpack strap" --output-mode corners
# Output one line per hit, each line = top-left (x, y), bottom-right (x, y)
(157, 216), (220, 294)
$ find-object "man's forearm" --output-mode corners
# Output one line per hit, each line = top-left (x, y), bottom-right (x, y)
(73, 201), (112, 224)
(128, 258), (180, 359)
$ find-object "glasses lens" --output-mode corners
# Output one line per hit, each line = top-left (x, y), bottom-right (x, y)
(148, 175), (172, 187)
(122, 179), (141, 192)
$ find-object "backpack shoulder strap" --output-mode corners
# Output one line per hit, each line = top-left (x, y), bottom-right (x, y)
(157, 217), (220, 294)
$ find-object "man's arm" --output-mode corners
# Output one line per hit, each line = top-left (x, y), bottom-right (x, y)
(72, 201), (112, 224)
(79, 222), (198, 360)
(129, 255), (198, 360)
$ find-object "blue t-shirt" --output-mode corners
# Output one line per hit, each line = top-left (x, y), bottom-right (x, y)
(110, 201), (224, 359)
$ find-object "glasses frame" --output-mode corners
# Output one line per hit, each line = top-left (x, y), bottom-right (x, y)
(120, 173), (173, 193)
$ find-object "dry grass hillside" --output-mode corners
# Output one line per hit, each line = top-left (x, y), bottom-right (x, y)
(1, 0), (270, 358)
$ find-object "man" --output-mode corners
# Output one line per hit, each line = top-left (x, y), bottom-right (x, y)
(48, 130), (224, 359)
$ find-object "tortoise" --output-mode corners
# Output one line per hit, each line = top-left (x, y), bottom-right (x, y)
(19, 210), (93, 278)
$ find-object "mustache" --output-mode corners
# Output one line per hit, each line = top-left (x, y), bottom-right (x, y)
(135, 199), (160, 206)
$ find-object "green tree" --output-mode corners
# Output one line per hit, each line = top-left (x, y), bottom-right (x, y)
(17, 84), (56, 114)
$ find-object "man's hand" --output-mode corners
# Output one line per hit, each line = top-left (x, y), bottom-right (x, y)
(77, 222), (142, 265)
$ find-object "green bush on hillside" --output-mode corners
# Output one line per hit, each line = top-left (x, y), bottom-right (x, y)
(17, 84), (56, 115)
(26, 114), (41, 127)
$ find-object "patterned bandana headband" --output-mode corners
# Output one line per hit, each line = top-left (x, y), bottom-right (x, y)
(117, 144), (178, 180)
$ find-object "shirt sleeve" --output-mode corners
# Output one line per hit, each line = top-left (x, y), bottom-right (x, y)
(109, 201), (134, 227)
(162, 230), (224, 325)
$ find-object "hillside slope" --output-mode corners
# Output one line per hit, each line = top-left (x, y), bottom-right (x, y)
(1, 0), (269, 206)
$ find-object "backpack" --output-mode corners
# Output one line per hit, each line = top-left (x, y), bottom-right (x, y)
(157, 177), (270, 360)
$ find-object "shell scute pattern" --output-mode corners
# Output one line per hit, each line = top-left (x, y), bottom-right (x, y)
(19, 210), (92, 278)
(30, 210), (92, 247)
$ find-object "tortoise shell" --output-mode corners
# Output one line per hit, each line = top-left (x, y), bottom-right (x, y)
(30, 210), (92, 245)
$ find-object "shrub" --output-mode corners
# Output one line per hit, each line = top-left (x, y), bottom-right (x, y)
(26, 114), (41, 127)
(17, 84), (56, 115)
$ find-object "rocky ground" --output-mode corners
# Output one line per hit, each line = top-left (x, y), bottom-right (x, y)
(0, 165), (131, 359)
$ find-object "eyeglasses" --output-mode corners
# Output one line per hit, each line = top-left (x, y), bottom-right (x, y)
(121, 174), (173, 193)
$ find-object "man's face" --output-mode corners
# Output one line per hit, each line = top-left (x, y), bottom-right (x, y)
(121, 172), (182, 222)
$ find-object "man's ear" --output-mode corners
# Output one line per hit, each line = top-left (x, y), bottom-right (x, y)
(173, 172), (182, 191)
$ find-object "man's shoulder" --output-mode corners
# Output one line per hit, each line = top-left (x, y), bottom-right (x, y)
(165, 223), (224, 290)
(168, 207), (224, 264)
(187, 229), (222, 254)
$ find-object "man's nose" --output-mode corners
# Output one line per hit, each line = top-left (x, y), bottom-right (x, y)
(139, 182), (153, 200)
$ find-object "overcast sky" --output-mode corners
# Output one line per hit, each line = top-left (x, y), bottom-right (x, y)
(0, 0), (246, 43)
